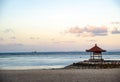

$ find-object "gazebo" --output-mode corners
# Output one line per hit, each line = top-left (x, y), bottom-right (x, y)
(86, 44), (106, 61)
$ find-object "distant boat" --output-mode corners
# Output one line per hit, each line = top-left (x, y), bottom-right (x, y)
(32, 51), (37, 53)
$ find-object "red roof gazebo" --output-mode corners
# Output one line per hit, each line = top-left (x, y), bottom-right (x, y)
(86, 44), (106, 61)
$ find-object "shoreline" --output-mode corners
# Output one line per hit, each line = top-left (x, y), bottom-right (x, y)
(0, 66), (65, 70)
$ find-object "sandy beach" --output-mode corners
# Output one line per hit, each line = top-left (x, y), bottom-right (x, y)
(0, 68), (120, 82)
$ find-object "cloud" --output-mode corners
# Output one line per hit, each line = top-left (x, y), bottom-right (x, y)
(80, 32), (94, 37)
(29, 37), (40, 40)
(8, 43), (24, 46)
(85, 26), (107, 36)
(10, 36), (16, 39)
(53, 41), (75, 44)
(0, 37), (4, 41)
(30, 37), (35, 39)
(0, 43), (24, 46)
(111, 22), (120, 24)
(67, 25), (108, 37)
(110, 21), (120, 34)
(51, 38), (55, 41)
(86, 39), (97, 42)
(111, 27), (120, 34)
(68, 26), (83, 33)
(14, 43), (24, 46)
(4, 28), (14, 33)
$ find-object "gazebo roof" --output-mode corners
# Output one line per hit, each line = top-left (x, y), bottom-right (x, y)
(86, 44), (106, 52)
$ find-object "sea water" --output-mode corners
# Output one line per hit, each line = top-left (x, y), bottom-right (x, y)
(0, 52), (120, 70)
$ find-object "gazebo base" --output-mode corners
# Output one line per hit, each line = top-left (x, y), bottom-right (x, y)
(89, 58), (104, 62)
(64, 60), (120, 69)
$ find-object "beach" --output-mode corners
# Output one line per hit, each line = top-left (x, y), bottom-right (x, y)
(0, 68), (120, 82)
(0, 52), (120, 82)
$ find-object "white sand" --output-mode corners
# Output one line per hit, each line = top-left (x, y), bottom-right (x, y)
(0, 68), (120, 82)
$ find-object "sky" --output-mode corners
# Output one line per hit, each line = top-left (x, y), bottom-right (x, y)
(0, 0), (120, 52)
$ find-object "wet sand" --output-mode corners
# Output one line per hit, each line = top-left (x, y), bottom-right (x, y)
(0, 68), (120, 82)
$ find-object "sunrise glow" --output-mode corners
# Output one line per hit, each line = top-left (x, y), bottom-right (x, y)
(0, 0), (120, 52)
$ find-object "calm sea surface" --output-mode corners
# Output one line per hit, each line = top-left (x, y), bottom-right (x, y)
(0, 52), (120, 70)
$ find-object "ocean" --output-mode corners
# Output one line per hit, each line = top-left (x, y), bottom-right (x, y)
(0, 52), (120, 70)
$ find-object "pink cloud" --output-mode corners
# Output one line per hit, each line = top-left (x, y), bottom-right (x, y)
(85, 25), (107, 36)
(68, 26), (83, 33)
(67, 25), (108, 37)
(111, 27), (120, 34)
